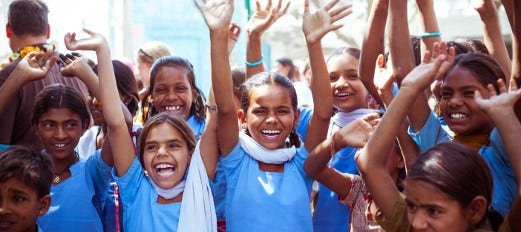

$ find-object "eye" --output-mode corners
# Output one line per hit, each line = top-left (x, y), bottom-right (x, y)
(154, 87), (166, 94)
(426, 207), (441, 217)
(348, 73), (359, 80)
(464, 90), (475, 97)
(41, 121), (54, 129)
(329, 73), (339, 82)
(144, 144), (157, 151)
(12, 194), (26, 203)
(170, 142), (181, 149)
(252, 108), (267, 115)
(276, 109), (290, 114)
(441, 91), (452, 99)
(176, 86), (188, 93)
(406, 201), (417, 213)
(65, 122), (78, 129)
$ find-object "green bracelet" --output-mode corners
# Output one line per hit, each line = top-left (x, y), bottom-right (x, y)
(245, 56), (263, 67)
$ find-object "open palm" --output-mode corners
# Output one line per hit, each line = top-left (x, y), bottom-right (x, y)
(247, 0), (289, 37)
(195, 0), (233, 30)
(302, 0), (352, 44)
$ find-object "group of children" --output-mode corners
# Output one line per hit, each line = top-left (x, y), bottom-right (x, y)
(1, 0), (521, 231)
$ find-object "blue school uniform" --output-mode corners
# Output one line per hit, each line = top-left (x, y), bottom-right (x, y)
(296, 106), (313, 139)
(38, 152), (112, 232)
(115, 157), (181, 232)
(313, 146), (358, 232)
(409, 112), (517, 217)
(187, 114), (205, 141)
(220, 143), (313, 232)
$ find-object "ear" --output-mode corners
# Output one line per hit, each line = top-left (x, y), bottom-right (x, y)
(467, 195), (487, 225)
(237, 109), (248, 130)
(293, 108), (300, 130)
(46, 24), (50, 39)
(38, 194), (51, 216)
(396, 153), (405, 169)
(6, 23), (12, 38)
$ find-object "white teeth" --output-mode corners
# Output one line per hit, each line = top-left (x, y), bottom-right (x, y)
(261, 130), (281, 135)
(55, 144), (65, 148)
(165, 106), (181, 111)
(450, 113), (467, 119)
(155, 163), (174, 169)
(336, 92), (349, 97)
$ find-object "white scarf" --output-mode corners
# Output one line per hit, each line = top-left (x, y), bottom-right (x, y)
(177, 142), (217, 232)
(151, 180), (185, 200)
(331, 108), (381, 128)
(238, 132), (296, 164)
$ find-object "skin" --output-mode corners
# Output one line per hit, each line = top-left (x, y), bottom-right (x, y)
(136, 58), (152, 88)
(34, 108), (87, 163)
(238, 84), (299, 150)
(142, 123), (191, 190)
(404, 179), (472, 232)
(0, 178), (50, 232)
(328, 54), (369, 112)
(439, 68), (493, 136)
(151, 66), (196, 120)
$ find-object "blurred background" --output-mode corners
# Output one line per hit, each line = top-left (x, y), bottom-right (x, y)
(0, 0), (513, 95)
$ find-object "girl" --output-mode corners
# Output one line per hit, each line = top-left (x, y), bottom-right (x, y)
(407, 50), (517, 217)
(140, 56), (206, 139)
(0, 50), (112, 232)
(357, 50), (521, 231)
(64, 29), (216, 231)
(196, 0), (350, 230)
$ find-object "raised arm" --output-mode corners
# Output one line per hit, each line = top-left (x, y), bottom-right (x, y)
(475, 78), (521, 230)
(359, 0), (388, 105)
(416, 0), (442, 59)
(195, 0), (237, 156)
(304, 113), (378, 198)
(245, 0), (289, 78)
(65, 29), (134, 176)
(0, 51), (55, 114)
(356, 53), (450, 217)
(302, 0), (352, 152)
(474, 0), (512, 80)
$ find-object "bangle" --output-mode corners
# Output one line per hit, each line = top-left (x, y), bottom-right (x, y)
(205, 104), (218, 111)
(420, 32), (441, 38)
(245, 56), (263, 67)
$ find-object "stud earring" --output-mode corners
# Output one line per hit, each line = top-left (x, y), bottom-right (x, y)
(144, 170), (149, 176)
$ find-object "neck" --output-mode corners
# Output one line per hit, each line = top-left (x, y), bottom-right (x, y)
(157, 192), (183, 204)
(9, 35), (48, 52)
(258, 161), (284, 172)
(52, 152), (78, 174)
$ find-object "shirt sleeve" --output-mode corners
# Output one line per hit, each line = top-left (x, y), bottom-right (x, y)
(408, 112), (451, 153)
(375, 194), (412, 232)
(113, 157), (146, 205)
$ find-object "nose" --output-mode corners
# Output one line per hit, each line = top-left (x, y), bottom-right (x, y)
(53, 126), (67, 140)
(265, 112), (277, 124)
(410, 212), (428, 231)
(166, 90), (179, 101)
(336, 76), (349, 88)
(0, 199), (10, 216)
(447, 95), (463, 108)
(157, 145), (168, 157)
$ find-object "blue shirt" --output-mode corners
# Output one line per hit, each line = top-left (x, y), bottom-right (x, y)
(115, 157), (181, 232)
(220, 143), (313, 232)
(38, 152), (112, 232)
(409, 112), (517, 217)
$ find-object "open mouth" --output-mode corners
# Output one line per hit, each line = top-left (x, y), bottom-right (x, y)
(449, 113), (468, 119)
(165, 106), (181, 111)
(54, 143), (67, 148)
(261, 129), (282, 140)
(154, 163), (176, 178)
(335, 92), (351, 97)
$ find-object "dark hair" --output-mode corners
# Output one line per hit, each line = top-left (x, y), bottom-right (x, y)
(32, 84), (90, 129)
(276, 57), (296, 81)
(141, 56), (206, 122)
(0, 145), (54, 198)
(443, 52), (505, 92)
(240, 72), (301, 147)
(326, 47), (361, 63)
(137, 112), (196, 167)
(410, 35), (422, 66)
(407, 142), (493, 225)
(93, 60), (139, 116)
(8, 0), (49, 36)
(448, 38), (489, 55)
(231, 67), (246, 100)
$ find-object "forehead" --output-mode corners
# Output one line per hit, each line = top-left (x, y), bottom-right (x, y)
(154, 66), (190, 85)
(442, 67), (483, 89)
(404, 179), (458, 206)
(39, 108), (82, 122)
(327, 54), (359, 72)
(145, 122), (186, 143)
(248, 84), (293, 107)
(0, 178), (39, 196)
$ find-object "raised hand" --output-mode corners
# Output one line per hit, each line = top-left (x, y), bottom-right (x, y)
(475, 78), (521, 114)
(400, 51), (449, 93)
(194, 0), (233, 31)
(12, 50), (56, 83)
(335, 113), (380, 148)
(59, 53), (94, 78)
(302, 0), (353, 44)
(247, 0), (289, 38)
(373, 54), (395, 96)
(64, 29), (108, 52)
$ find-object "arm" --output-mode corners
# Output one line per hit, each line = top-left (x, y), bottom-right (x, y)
(304, 114), (378, 199)
(245, 0), (289, 79)
(0, 51), (55, 114)
(475, 78), (521, 231)
(356, 53), (450, 217)
(474, 0), (512, 80)
(416, 0), (442, 60)
(359, 0), (388, 105)
(195, 0), (238, 156)
(302, 0), (352, 152)
(200, 89), (219, 179)
(65, 29), (134, 176)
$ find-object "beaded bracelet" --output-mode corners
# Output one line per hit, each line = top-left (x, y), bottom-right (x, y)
(245, 56), (263, 67)
(420, 32), (441, 38)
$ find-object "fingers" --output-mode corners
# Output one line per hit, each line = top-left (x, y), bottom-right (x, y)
(304, 0), (309, 14)
(266, 0), (272, 11)
(497, 78), (507, 93)
(329, 4), (353, 23)
(323, 0), (340, 12)
(508, 78), (519, 92)
(422, 50), (432, 64)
